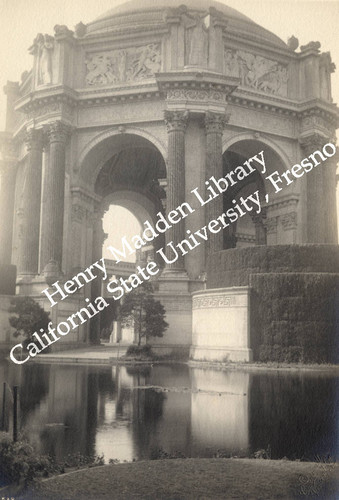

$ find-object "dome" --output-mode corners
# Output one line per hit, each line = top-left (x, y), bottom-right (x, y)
(95, 0), (251, 23)
(87, 0), (287, 49)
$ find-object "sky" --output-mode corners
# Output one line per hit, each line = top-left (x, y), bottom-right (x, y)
(0, 0), (338, 251)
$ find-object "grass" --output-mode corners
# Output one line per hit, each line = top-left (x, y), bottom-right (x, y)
(22, 458), (338, 500)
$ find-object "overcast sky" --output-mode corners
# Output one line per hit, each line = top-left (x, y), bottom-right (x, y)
(0, 0), (338, 251)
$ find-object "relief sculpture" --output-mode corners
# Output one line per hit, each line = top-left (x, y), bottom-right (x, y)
(224, 49), (288, 97)
(86, 44), (161, 86)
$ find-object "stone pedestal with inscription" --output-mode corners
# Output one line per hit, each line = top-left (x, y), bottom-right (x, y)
(191, 287), (252, 362)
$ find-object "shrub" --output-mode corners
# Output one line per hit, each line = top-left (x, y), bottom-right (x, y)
(126, 344), (153, 358)
(8, 297), (50, 348)
(0, 434), (54, 487)
(0, 434), (105, 489)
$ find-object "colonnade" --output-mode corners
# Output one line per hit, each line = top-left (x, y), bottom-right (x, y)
(0, 118), (337, 284)
(163, 110), (228, 273)
(0, 121), (70, 277)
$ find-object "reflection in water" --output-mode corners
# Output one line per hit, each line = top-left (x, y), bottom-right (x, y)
(0, 360), (337, 462)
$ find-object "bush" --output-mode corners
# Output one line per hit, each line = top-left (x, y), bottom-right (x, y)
(126, 344), (153, 358)
(0, 434), (54, 487)
(0, 434), (105, 489)
(9, 296), (50, 349)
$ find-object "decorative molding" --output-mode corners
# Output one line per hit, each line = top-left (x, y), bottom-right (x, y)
(235, 233), (256, 243)
(193, 295), (234, 309)
(301, 111), (336, 139)
(166, 88), (226, 102)
(268, 194), (299, 211)
(205, 111), (231, 134)
(281, 211), (297, 230)
(71, 204), (86, 223)
(164, 110), (189, 133)
(46, 121), (71, 143)
(299, 132), (329, 154)
(26, 101), (73, 121)
(265, 216), (278, 234)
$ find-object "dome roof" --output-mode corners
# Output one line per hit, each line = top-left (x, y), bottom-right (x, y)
(95, 0), (251, 23)
(87, 0), (287, 49)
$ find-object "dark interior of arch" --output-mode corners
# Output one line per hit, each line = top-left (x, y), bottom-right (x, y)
(222, 150), (267, 249)
(95, 146), (167, 199)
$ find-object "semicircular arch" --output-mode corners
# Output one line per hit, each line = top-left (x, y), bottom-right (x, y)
(78, 126), (167, 188)
(222, 132), (291, 172)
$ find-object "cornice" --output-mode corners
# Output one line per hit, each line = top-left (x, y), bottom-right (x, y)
(14, 85), (78, 115)
(227, 93), (338, 125)
(79, 25), (169, 46)
(223, 32), (294, 63)
(8, 79), (339, 137)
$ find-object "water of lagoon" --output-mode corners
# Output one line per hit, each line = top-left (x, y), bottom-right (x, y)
(0, 361), (338, 463)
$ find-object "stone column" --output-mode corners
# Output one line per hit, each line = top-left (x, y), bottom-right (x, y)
(17, 129), (44, 275)
(164, 110), (189, 272)
(205, 111), (228, 254)
(252, 208), (267, 245)
(40, 121), (70, 274)
(90, 206), (105, 344)
(299, 134), (326, 243)
(322, 154), (338, 244)
(0, 138), (17, 265)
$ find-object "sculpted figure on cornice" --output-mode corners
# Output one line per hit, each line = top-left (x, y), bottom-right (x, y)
(30, 34), (54, 85)
(187, 14), (209, 66)
(224, 49), (288, 97)
(85, 44), (161, 86)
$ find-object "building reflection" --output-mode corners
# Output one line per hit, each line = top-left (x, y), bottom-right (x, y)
(190, 369), (250, 457)
(0, 360), (336, 462)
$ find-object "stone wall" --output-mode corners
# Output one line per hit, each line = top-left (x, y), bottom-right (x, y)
(207, 245), (339, 363)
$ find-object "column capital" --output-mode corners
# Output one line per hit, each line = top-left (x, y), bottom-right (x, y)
(164, 110), (189, 133)
(299, 133), (328, 155)
(251, 207), (267, 225)
(25, 128), (44, 152)
(46, 121), (71, 144)
(205, 111), (230, 134)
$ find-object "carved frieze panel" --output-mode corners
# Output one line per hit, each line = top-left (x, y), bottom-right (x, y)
(85, 44), (161, 86)
(167, 89), (226, 102)
(224, 49), (288, 97)
(281, 212), (297, 230)
(193, 295), (235, 309)
(71, 204), (86, 223)
(26, 102), (73, 121)
(265, 216), (278, 234)
(301, 114), (335, 139)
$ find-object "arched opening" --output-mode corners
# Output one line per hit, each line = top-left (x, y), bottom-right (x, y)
(222, 139), (288, 249)
(86, 133), (167, 344)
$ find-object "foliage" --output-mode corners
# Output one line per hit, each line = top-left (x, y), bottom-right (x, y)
(119, 282), (168, 345)
(0, 433), (105, 489)
(126, 344), (154, 358)
(8, 297), (50, 347)
(0, 434), (53, 487)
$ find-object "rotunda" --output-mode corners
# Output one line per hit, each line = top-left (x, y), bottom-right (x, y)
(0, 0), (338, 362)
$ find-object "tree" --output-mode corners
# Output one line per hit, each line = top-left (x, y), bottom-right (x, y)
(8, 297), (50, 347)
(119, 282), (168, 346)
